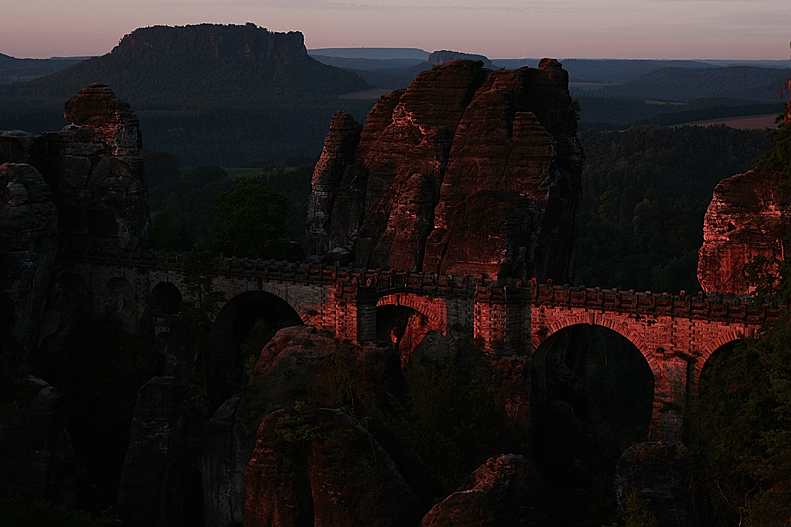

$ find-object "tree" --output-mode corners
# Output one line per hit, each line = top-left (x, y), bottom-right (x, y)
(695, 89), (791, 526)
(212, 177), (290, 258)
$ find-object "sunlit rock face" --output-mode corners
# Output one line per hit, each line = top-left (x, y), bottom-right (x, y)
(698, 168), (791, 295)
(307, 59), (582, 282)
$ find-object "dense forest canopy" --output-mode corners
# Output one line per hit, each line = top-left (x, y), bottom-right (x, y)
(574, 125), (770, 293)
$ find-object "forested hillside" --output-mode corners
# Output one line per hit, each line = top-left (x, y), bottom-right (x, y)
(575, 125), (770, 293)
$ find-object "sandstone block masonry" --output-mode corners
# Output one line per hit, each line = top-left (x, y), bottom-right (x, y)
(62, 247), (771, 442)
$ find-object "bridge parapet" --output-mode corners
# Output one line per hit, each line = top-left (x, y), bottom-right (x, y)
(529, 279), (782, 325)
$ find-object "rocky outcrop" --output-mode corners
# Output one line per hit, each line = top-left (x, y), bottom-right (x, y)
(421, 454), (552, 527)
(1, 84), (149, 253)
(1, 85), (149, 367)
(428, 50), (493, 69)
(307, 59), (582, 282)
(614, 442), (709, 527)
(0, 163), (58, 359)
(117, 23), (308, 61)
(244, 407), (425, 527)
(40, 83), (149, 250)
(0, 376), (75, 505)
(305, 111), (365, 257)
(201, 326), (407, 527)
(117, 377), (187, 527)
(698, 168), (790, 295)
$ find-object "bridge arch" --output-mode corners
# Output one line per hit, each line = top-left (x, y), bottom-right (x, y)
(376, 293), (447, 334)
(217, 282), (314, 326)
(693, 326), (753, 390)
(211, 290), (304, 386)
(532, 310), (661, 379)
(149, 282), (182, 314)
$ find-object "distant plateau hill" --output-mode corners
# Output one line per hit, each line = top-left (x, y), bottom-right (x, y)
(0, 24), (375, 165)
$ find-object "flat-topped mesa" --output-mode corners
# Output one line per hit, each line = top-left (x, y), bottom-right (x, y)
(306, 59), (583, 283)
(116, 23), (307, 60)
(698, 167), (791, 295)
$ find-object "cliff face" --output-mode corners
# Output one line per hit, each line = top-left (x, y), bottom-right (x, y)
(697, 168), (791, 295)
(306, 59), (582, 282)
(1, 83), (150, 252)
(116, 23), (308, 60)
(0, 84), (149, 362)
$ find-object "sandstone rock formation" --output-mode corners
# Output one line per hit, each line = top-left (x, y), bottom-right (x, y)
(428, 50), (493, 69)
(42, 83), (149, 250)
(201, 326), (409, 527)
(0, 163), (58, 358)
(614, 442), (709, 527)
(307, 59), (582, 283)
(0, 376), (75, 505)
(118, 23), (308, 61)
(117, 376), (188, 527)
(244, 407), (425, 527)
(421, 454), (552, 527)
(698, 167), (790, 295)
(1, 84), (149, 252)
(0, 85), (149, 363)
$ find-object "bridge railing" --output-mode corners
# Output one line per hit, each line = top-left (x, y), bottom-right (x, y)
(530, 280), (782, 324)
(62, 247), (783, 323)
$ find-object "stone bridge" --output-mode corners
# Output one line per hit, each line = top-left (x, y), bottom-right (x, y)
(61, 247), (779, 442)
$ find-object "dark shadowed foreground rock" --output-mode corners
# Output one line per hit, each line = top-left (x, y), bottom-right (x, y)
(698, 167), (791, 295)
(117, 376), (187, 527)
(201, 326), (337, 527)
(42, 83), (149, 250)
(615, 442), (710, 527)
(0, 163), (58, 358)
(244, 407), (425, 527)
(0, 376), (74, 505)
(421, 454), (552, 527)
(307, 59), (582, 282)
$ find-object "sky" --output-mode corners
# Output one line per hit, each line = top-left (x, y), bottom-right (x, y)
(2, 0), (790, 61)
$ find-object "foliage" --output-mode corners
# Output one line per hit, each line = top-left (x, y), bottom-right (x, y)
(275, 401), (324, 443)
(386, 347), (499, 492)
(0, 493), (115, 527)
(146, 207), (194, 252)
(761, 123), (791, 174)
(142, 149), (181, 187)
(212, 177), (290, 258)
(696, 322), (791, 527)
(239, 318), (277, 379)
(606, 490), (658, 527)
(585, 327), (654, 449)
(576, 125), (770, 293)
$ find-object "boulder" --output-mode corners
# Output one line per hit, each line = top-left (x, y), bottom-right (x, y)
(614, 442), (710, 527)
(244, 407), (425, 527)
(0, 163), (58, 359)
(421, 454), (552, 527)
(117, 376), (187, 527)
(698, 167), (791, 295)
(0, 376), (75, 505)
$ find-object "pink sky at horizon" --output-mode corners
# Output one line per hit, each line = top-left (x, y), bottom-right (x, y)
(3, 0), (790, 61)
